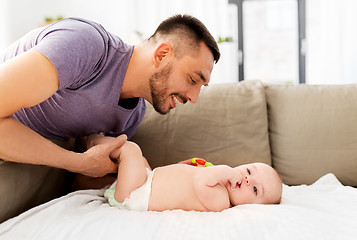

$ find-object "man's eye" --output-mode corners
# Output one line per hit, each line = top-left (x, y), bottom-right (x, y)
(246, 168), (251, 175)
(190, 77), (197, 84)
(253, 186), (257, 195)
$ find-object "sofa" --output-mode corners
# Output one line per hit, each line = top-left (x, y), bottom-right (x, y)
(1, 80), (356, 239)
(131, 80), (357, 187)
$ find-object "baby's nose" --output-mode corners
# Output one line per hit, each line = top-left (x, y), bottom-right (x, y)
(245, 176), (251, 185)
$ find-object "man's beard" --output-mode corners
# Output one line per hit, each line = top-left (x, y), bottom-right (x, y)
(149, 63), (173, 115)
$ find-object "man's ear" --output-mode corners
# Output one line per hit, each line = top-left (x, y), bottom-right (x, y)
(153, 42), (173, 68)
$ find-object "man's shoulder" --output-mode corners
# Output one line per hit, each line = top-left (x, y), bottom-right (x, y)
(50, 18), (108, 38)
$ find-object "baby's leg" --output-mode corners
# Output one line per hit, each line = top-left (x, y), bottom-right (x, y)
(114, 142), (148, 203)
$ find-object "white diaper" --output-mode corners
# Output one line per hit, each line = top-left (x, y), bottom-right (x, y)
(104, 168), (155, 211)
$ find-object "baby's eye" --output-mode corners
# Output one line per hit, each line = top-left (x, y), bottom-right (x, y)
(246, 168), (251, 175)
(253, 186), (257, 195)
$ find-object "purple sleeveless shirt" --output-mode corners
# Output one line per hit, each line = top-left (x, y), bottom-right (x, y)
(1, 18), (146, 140)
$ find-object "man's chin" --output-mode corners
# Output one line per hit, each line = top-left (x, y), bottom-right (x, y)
(157, 110), (170, 115)
(153, 105), (171, 115)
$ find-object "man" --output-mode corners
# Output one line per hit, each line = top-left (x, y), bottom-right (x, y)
(0, 14), (220, 221)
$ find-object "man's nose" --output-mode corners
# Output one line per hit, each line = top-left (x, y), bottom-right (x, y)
(187, 86), (201, 103)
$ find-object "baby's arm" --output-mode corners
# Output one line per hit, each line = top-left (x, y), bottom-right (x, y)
(196, 165), (242, 190)
(193, 165), (243, 211)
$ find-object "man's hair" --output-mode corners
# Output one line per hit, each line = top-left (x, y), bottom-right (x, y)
(149, 14), (220, 63)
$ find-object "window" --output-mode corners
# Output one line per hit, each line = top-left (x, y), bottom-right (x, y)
(230, 0), (305, 84)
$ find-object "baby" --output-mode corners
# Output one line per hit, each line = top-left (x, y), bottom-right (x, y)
(88, 134), (283, 212)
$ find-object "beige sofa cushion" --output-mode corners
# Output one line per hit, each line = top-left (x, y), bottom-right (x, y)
(131, 80), (271, 169)
(266, 84), (357, 186)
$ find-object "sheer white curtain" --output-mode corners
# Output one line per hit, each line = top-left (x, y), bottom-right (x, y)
(306, 0), (357, 84)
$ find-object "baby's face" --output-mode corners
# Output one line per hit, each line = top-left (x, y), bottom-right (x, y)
(227, 163), (282, 206)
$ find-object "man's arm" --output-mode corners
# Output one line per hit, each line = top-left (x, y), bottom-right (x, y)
(0, 50), (124, 177)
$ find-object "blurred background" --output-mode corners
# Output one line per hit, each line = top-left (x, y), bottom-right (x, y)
(1, 0), (356, 85)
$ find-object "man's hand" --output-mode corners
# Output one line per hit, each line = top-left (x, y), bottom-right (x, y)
(177, 158), (208, 165)
(73, 134), (127, 177)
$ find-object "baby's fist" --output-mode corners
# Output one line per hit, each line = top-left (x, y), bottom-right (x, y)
(229, 170), (243, 191)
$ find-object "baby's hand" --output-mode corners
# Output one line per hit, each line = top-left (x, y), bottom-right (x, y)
(229, 170), (243, 191)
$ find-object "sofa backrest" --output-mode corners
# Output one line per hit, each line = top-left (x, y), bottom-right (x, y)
(131, 80), (271, 169)
(132, 80), (357, 187)
(266, 83), (357, 186)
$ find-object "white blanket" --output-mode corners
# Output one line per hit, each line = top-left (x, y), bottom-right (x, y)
(0, 173), (356, 240)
